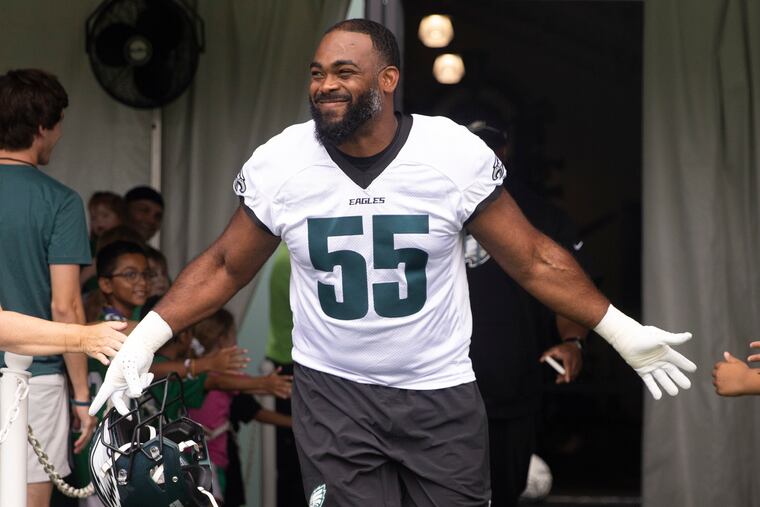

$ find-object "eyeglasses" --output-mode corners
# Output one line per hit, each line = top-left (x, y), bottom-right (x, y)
(106, 270), (154, 283)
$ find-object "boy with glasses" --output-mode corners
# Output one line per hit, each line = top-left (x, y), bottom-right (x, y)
(96, 240), (150, 327)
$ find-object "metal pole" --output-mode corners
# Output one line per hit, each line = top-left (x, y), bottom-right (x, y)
(260, 360), (276, 507)
(0, 352), (32, 507)
(149, 107), (162, 250)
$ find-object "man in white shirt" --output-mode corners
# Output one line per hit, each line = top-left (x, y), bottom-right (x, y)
(92, 19), (696, 507)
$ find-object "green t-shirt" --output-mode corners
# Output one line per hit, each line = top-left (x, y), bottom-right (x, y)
(266, 244), (294, 364)
(152, 354), (208, 421)
(0, 164), (91, 376)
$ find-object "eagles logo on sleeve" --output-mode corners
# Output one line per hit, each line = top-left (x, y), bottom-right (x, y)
(492, 155), (506, 181)
(234, 170), (246, 193)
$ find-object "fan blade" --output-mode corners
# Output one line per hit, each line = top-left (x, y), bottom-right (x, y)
(135, 0), (184, 55)
(93, 23), (136, 67)
(133, 57), (173, 102)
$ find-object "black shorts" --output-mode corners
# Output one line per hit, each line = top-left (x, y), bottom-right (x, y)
(292, 364), (491, 507)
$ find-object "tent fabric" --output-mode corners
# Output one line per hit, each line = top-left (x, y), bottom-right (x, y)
(0, 0), (348, 321)
(642, 1), (760, 505)
(161, 0), (349, 318)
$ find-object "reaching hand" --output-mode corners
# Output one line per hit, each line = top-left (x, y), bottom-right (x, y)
(71, 405), (97, 454)
(745, 341), (760, 362)
(713, 351), (760, 396)
(89, 312), (173, 416)
(541, 342), (582, 383)
(81, 321), (128, 365)
(594, 305), (697, 400)
(261, 370), (293, 399)
(207, 346), (251, 374)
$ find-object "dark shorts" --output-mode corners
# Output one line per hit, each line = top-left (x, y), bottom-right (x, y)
(292, 364), (491, 507)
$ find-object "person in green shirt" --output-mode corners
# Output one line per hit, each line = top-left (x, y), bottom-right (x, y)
(265, 244), (305, 507)
(0, 68), (94, 507)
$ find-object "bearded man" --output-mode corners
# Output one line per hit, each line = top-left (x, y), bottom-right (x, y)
(92, 19), (696, 507)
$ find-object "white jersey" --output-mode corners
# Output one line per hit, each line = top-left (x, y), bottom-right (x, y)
(235, 114), (505, 389)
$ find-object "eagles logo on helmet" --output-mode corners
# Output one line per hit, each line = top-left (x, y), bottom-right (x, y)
(89, 374), (217, 507)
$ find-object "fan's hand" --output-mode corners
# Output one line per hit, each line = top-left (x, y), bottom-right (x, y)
(90, 312), (173, 416)
(594, 305), (697, 400)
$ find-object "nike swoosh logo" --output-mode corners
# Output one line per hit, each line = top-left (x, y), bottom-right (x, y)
(573, 241), (584, 251)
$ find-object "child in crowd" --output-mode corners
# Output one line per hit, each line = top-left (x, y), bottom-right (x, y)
(145, 246), (171, 297)
(188, 309), (293, 505)
(64, 240), (150, 506)
(80, 191), (128, 290)
(84, 226), (146, 321)
(88, 191), (126, 244)
(713, 341), (760, 395)
(96, 240), (149, 324)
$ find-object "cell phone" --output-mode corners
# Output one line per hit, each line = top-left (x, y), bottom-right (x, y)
(544, 356), (566, 376)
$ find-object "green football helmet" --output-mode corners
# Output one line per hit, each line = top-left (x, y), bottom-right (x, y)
(89, 375), (216, 507)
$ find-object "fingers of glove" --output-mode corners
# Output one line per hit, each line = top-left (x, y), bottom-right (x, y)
(90, 384), (114, 416)
(658, 331), (692, 346)
(663, 348), (698, 372)
(111, 390), (131, 417)
(652, 368), (679, 396)
(140, 372), (154, 390)
(640, 372), (662, 400)
(662, 363), (692, 390)
(124, 362), (147, 398)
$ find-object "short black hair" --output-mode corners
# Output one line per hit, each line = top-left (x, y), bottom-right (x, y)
(326, 19), (401, 69)
(0, 69), (68, 150)
(125, 185), (164, 209)
(96, 240), (146, 278)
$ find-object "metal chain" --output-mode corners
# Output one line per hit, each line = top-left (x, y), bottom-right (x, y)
(27, 426), (94, 498)
(0, 378), (30, 444)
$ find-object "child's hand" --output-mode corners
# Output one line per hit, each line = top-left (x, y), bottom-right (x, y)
(208, 345), (251, 374)
(745, 340), (760, 362)
(713, 351), (756, 396)
(264, 371), (293, 399)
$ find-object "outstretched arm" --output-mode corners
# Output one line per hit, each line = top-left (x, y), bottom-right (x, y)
(0, 308), (125, 360)
(156, 207), (280, 331)
(468, 189), (696, 399)
(91, 206), (280, 415)
(468, 190), (608, 327)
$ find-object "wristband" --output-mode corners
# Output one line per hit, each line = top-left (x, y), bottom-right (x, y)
(563, 337), (584, 350)
(184, 358), (194, 379)
(129, 311), (174, 353)
(70, 399), (91, 407)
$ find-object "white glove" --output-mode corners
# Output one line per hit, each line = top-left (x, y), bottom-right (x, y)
(89, 311), (173, 416)
(594, 305), (697, 400)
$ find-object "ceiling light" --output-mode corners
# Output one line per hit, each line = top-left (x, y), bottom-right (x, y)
(418, 14), (454, 48)
(433, 54), (465, 84)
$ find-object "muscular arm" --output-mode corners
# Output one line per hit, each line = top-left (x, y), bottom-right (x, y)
(467, 189), (609, 329)
(154, 207), (280, 332)
(556, 314), (588, 341)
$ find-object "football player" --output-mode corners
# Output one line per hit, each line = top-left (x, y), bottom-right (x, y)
(92, 19), (696, 507)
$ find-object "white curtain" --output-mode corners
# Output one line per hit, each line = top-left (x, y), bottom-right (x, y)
(0, 0), (153, 199)
(0, 0), (348, 322)
(642, 1), (760, 505)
